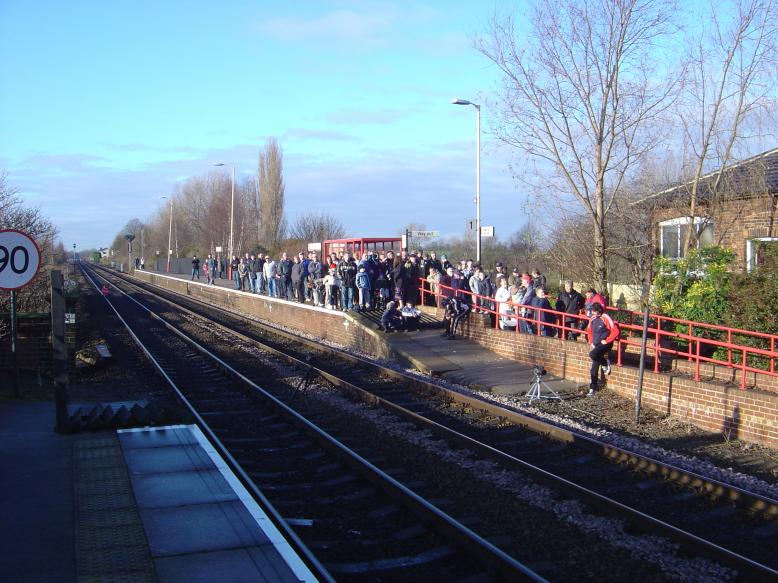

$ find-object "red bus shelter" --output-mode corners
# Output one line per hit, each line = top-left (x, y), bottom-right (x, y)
(322, 237), (403, 260)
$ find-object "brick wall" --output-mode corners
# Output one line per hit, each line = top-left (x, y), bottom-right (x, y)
(652, 194), (778, 271)
(454, 310), (778, 448)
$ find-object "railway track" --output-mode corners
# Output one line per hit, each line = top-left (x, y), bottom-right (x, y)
(87, 265), (778, 581)
(81, 265), (544, 581)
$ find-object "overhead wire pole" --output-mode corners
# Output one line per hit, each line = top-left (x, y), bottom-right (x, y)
(163, 196), (173, 272)
(452, 98), (482, 264)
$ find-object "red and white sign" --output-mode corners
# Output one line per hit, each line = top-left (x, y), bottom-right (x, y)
(0, 229), (42, 291)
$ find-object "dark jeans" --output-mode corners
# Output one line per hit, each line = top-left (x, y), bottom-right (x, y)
(292, 279), (305, 302)
(278, 277), (292, 300)
(589, 342), (613, 391)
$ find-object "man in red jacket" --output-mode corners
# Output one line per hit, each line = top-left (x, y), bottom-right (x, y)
(586, 303), (620, 396)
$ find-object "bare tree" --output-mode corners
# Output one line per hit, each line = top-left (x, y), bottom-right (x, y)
(258, 138), (286, 250)
(677, 0), (778, 255)
(289, 212), (346, 242)
(506, 223), (545, 271)
(476, 0), (679, 290)
(110, 218), (145, 267)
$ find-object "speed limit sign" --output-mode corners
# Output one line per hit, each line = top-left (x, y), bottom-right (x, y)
(0, 229), (42, 290)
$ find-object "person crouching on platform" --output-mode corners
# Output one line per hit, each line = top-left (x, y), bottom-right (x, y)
(442, 296), (469, 339)
(381, 301), (403, 332)
(400, 302), (421, 331)
(586, 303), (620, 396)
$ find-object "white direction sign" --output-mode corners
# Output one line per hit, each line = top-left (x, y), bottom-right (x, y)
(480, 226), (495, 237)
(410, 230), (440, 238)
(0, 230), (42, 291)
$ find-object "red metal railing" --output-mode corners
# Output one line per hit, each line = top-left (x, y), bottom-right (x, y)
(419, 278), (778, 389)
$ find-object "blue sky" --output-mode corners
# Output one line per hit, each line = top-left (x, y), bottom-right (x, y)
(0, 0), (529, 250)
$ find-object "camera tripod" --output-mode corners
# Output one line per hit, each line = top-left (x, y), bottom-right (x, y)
(525, 369), (562, 403)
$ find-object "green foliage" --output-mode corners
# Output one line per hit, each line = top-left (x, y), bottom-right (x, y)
(713, 245), (778, 370)
(654, 245), (777, 370)
(653, 246), (735, 327)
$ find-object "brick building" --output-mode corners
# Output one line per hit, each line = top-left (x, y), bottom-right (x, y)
(646, 148), (778, 271)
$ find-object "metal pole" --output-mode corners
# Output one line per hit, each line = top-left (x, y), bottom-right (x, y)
(255, 176), (261, 246)
(635, 290), (651, 422)
(475, 104), (481, 265)
(228, 165), (235, 279)
(167, 198), (173, 272)
(10, 290), (20, 398)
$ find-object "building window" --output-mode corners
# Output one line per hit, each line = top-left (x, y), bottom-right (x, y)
(746, 238), (778, 272)
(659, 217), (714, 259)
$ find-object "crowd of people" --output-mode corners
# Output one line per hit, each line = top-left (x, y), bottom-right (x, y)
(187, 248), (616, 396)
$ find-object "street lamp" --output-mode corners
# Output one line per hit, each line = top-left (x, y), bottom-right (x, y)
(214, 162), (236, 279)
(161, 196), (173, 272)
(451, 98), (481, 265)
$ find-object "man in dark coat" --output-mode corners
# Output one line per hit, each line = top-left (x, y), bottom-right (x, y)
(191, 256), (200, 280)
(337, 252), (358, 310)
(291, 256), (305, 302)
(403, 255), (423, 306)
(558, 280), (585, 339)
(277, 252), (293, 300)
(248, 254), (258, 293)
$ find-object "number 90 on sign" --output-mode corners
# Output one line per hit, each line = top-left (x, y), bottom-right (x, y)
(0, 230), (42, 291)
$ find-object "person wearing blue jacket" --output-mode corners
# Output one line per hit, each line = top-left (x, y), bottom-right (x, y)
(529, 287), (556, 337)
(356, 266), (371, 311)
(519, 273), (536, 334)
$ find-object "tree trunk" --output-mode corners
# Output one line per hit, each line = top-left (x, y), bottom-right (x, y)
(593, 183), (607, 293)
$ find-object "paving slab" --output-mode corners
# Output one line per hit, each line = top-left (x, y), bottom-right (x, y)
(118, 425), (317, 582)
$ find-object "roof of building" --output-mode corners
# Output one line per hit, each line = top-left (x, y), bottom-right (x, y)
(643, 147), (778, 204)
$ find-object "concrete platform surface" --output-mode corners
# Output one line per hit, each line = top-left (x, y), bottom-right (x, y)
(0, 401), (318, 583)
(117, 424), (317, 583)
(383, 328), (580, 398)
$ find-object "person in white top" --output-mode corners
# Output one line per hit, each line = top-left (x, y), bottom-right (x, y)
(263, 258), (278, 297)
(494, 278), (515, 330)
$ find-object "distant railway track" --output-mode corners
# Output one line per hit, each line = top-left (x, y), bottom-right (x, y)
(87, 264), (778, 581)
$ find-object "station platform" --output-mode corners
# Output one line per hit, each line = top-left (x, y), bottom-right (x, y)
(136, 269), (580, 399)
(0, 400), (317, 582)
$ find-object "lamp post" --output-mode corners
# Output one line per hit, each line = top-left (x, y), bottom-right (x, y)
(452, 98), (481, 265)
(162, 196), (173, 272)
(214, 163), (235, 279)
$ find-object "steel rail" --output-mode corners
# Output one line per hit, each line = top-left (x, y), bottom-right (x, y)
(115, 266), (778, 518)
(98, 265), (778, 582)
(80, 265), (336, 583)
(84, 263), (546, 582)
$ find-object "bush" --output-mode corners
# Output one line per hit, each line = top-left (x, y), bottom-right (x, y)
(653, 246), (734, 334)
(714, 244), (778, 370)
